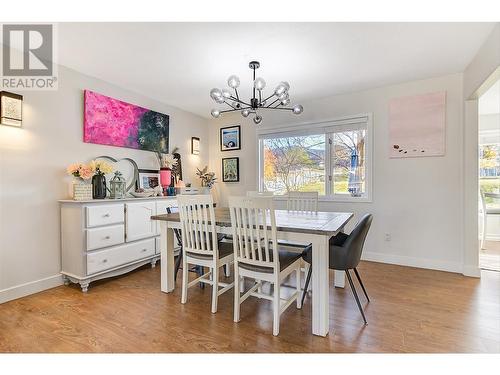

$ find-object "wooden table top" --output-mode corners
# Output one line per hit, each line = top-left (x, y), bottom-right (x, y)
(151, 208), (353, 236)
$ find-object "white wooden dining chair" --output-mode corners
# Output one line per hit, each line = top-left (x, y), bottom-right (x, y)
(287, 191), (319, 212)
(177, 194), (234, 313)
(246, 191), (275, 197)
(228, 196), (302, 336)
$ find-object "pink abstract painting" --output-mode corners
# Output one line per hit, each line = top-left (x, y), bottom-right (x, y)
(83, 90), (169, 153)
(389, 91), (446, 158)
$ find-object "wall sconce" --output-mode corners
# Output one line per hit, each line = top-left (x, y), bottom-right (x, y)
(0, 91), (23, 127)
(191, 137), (200, 155)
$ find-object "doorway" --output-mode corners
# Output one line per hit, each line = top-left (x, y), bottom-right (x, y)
(478, 79), (500, 271)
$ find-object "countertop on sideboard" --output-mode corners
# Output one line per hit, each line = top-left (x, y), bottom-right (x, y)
(59, 196), (178, 204)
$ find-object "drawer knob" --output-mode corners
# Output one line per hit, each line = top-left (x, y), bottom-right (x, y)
(141, 248), (147, 252)
(103, 213), (110, 217)
(102, 259), (108, 263)
(103, 236), (111, 240)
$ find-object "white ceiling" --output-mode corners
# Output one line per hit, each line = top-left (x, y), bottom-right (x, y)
(57, 23), (496, 118)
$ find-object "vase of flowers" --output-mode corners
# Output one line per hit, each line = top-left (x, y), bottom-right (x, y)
(67, 163), (94, 201)
(156, 151), (178, 195)
(89, 160), (114, 199)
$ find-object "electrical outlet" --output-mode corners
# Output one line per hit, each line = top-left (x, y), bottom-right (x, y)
(384, 233), (392, 242)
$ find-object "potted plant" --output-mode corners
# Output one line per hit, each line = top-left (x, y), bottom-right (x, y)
(89, 159), (114, 199)
(66, 163), (94, 200)
(196, 166), (217, 194)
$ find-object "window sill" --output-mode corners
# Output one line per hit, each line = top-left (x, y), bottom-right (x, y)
(272, 195), (373, 203)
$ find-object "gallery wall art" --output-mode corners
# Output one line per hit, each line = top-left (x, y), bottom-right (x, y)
(389, 91), (446, 158)
(84, 90), (169, 153)
(220, 125), (241, 151)
(222, 157), (239, 182)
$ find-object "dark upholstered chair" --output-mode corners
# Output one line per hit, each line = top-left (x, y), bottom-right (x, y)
(301, 214), (373, 324)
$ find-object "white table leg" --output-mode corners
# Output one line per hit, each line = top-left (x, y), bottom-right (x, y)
(311, 235), (330, 337)
(160, 222), (175, 293)
(334, 270), (345, 288)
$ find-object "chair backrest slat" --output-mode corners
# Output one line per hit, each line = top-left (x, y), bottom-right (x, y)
(177, 195), (217, 258)
(229, 196), (278, 270)
(287, 191), (319, 213)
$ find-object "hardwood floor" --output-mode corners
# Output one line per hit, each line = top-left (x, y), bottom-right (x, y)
(0, 261), (499, 353)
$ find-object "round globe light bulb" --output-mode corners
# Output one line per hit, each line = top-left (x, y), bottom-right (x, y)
(274, 81), (290, 96)
(210, 88), (222, 101)
(221, 89), (231, 99)
(232, 101), (241, 109)
(227, 75), (240, 89)
(253, 114), (263, 125)
(211, 109), (221, 118)
(292, 104), (303, 115)
(241, 109), (250, 117)
(278, 92), (289, 101)
(254, 77), (266, 91)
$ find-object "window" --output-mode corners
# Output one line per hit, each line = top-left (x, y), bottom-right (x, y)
(258, 115), (372, 201)
(262, 134), (326, 195)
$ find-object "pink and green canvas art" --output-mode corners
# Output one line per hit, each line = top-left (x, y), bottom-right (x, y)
(83, 90), (169, 153)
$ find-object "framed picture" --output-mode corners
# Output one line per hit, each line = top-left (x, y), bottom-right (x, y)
(84, 90), (169, 153)
(137, 169), (160, 189)
(220, 125), (241, 151)
(222, 157), (239, 182)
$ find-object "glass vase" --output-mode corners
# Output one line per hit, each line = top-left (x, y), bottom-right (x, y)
(92, 173), (107, 199)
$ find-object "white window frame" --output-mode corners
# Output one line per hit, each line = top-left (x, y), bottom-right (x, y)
(257, 113), (373, 203)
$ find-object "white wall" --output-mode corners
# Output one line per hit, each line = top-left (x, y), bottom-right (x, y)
(462, 23), (500, 276)
(0, 65), (209, 302)
(209, 73), (465, 273)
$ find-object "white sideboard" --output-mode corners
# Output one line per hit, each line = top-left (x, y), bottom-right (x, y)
(59, 196), (178, 292)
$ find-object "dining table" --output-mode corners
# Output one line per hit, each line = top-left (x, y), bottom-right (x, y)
(151, 208), (354, 337)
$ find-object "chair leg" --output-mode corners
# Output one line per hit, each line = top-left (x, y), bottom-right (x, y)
(211, 266), (219, 313)
(273, 281), (280, 336)
(240, 276), (245, 293)
(233, 266), (241, 323)
(301, 265), (312, 307)
(296, 267), (302, 309)
(481, 214), (487, 250)
(174, 248), (182, 281)
(345, 270), (367, 325)
(353, 268), (370, 302)
(181, 255), (188, 304)
(198, 266), (205, 289)
(224, 264), (231, 277)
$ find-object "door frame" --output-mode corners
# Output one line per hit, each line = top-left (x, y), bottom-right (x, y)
(463, 67), (500, 277)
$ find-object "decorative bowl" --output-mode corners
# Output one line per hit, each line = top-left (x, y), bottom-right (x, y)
(130, 191), (156, 198)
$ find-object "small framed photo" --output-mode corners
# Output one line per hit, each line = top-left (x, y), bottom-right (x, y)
(137, 169), (160, 189)
(222, 157), (239, 182)
(220, 125), (241, 151)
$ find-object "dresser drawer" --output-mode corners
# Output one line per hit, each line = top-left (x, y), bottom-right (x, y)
(86, 204), (124, 228)
(87, 238), (155, 275)
(86, 225), (124, 251)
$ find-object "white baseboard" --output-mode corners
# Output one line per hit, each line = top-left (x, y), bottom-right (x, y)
(0, 274), (64, 304)
(462, 264), (481, 278)
(362, 251), (463, 274)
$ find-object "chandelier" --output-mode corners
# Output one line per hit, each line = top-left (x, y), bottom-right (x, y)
(209, 61), (303, 124)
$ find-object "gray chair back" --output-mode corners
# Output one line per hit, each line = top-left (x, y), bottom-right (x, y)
(331, 214), (373, 270)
